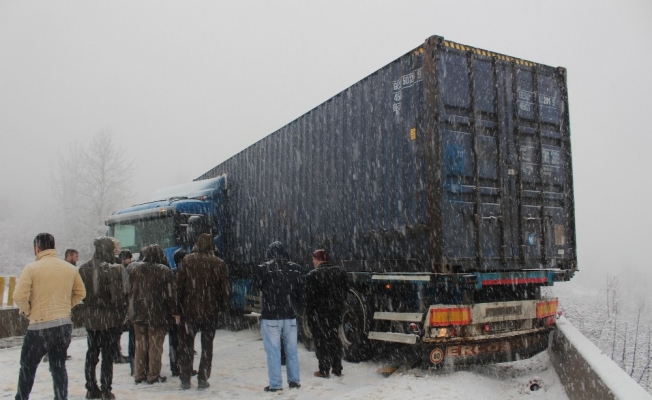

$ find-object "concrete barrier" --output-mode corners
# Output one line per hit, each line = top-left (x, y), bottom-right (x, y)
(549, 316), (652, 400)
(0, 308), (28, 339)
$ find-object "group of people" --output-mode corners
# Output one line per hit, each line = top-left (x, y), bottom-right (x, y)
(254, 242), (349, 392)
(12, 232), (349, 400)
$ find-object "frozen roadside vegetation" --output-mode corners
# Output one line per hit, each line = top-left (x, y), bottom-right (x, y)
(0, 324), (568, 399)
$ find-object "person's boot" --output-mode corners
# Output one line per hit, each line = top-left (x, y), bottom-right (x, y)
(85, 386), (102, 399)
(314, 371), (330, 378)
(146, 375), (167, 384)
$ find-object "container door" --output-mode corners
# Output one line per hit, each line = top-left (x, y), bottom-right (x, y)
(437, 47), (507, 271)
(509, 67), (574, 269)
(435, 41), (574, 272)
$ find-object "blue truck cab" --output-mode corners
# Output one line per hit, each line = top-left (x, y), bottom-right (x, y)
(106, 176), (227, 267)
(105, 175), (246, 310)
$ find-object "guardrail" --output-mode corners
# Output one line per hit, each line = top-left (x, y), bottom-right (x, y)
(0, 276), (17, 308)
(549, 316), (652, 400)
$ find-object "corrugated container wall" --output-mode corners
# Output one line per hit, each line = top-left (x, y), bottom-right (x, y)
(198, 36), (576, 275)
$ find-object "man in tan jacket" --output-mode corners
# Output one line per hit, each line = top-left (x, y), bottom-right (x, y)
(14, 233), (86, 400)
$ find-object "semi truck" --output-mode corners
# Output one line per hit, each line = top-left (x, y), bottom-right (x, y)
(106, 35), (576, 367)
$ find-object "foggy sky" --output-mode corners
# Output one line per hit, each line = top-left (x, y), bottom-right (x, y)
(1, 1), (651, 285)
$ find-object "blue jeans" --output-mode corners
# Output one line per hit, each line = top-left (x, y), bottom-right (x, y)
(16, 324), (72, 400)
(261, 319), (300, 389)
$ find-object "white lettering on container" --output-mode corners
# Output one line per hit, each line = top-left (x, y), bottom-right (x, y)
(392, 68), (423, 116)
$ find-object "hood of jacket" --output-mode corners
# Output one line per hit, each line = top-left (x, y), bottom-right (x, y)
(192, 233), (214, 254)
(142, 244), (168, 265)
(93, 237), (117, 263)
(266, 241), (288, 261)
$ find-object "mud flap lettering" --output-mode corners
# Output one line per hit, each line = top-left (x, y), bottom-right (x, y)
(446, 342), (509, 357)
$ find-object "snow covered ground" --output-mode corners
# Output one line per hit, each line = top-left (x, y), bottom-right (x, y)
(0, 325), (568, 399)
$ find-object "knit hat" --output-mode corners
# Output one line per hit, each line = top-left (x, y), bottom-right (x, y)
(312, 249), (329, 262)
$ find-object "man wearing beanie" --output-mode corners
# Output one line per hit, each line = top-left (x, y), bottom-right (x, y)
(304, 249), (348, 378)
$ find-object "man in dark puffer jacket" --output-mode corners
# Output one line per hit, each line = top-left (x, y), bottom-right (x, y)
(252, 241), (303, 392)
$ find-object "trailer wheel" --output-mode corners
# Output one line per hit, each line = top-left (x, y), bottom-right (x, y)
(340, 288), (373, 362)
(298, 307), (315, 351)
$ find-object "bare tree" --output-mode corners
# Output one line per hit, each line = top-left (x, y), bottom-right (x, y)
(632, 307), (643, 376)
(49, 128), (133, 255)
(77, 128), (133, 236)
(50, 142), (86, 242)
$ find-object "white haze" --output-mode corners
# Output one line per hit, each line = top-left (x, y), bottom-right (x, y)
(1, 1), (651, 288)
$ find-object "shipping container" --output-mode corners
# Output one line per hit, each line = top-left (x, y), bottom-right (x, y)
(197, 35), (576, 278)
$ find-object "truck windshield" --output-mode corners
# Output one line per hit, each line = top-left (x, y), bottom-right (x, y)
(107, 216), (177, 252)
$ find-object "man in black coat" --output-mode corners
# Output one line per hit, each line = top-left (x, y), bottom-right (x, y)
(304, 249), (348, 378)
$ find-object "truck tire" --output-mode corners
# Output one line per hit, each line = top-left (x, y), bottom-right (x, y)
(341, 288), (374, 362)
(298, 307), (315, 351)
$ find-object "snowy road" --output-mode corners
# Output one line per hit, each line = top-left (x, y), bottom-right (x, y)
(0, 326), (568, 399)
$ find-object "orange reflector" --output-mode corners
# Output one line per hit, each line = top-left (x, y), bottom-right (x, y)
(429, 306), (472, 326)
(536, 299), (559, 318)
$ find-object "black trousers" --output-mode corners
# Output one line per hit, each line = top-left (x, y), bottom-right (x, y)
(127, 325), (135, 375)
(178, 319), (216, 384)
(85, 327), (121, 392)
(168, 324), (179, 376)
(312, 315), (343, 375)
(16, 324), (72, 400)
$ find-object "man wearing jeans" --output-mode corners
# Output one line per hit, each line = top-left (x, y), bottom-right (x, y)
(14, 233), (86, 400)
(253, 242), (303, 392)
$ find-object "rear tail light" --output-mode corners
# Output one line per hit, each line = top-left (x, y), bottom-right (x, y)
(429, 306), (472, 326)
(536, 299), (559, 319)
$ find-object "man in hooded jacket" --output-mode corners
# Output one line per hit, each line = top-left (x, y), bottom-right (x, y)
(252, 241), (302, 392)
(126, 245), (179, 385)
(176, 233), (230, 390)
(77, 237), (125, 399)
